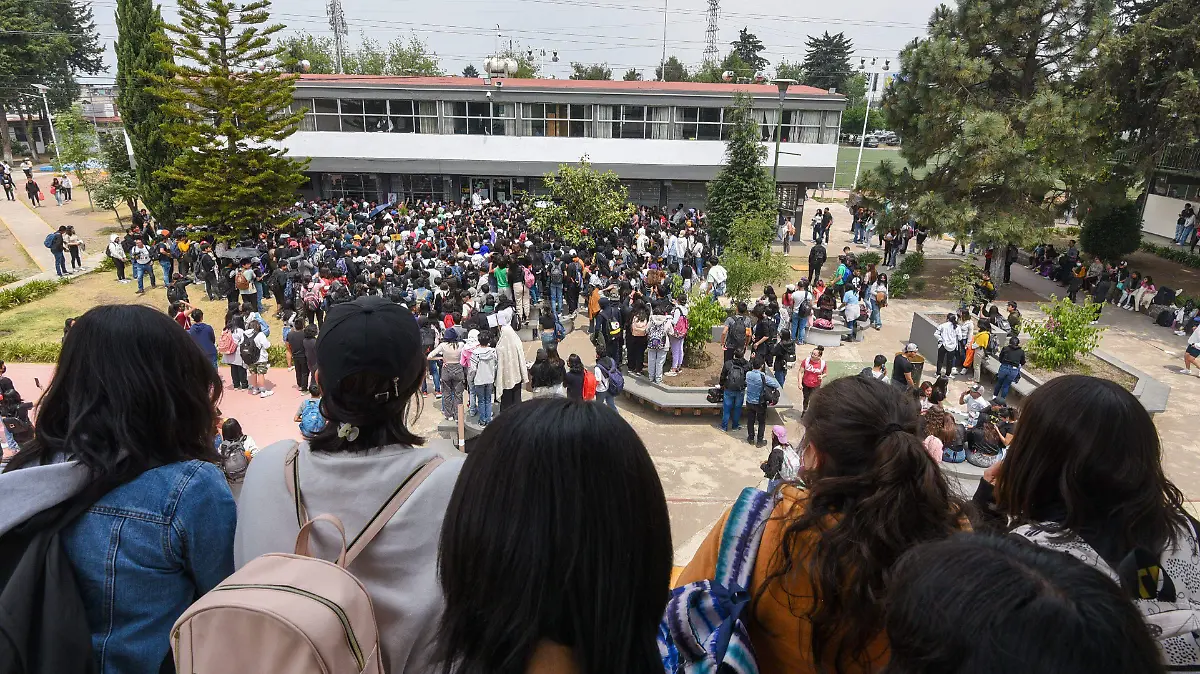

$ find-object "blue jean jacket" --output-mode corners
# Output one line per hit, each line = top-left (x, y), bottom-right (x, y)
(745, 369), (781, 405)
(62, 460), (237, 674)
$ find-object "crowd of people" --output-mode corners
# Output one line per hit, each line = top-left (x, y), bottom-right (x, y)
(0, 298), (1191, 673)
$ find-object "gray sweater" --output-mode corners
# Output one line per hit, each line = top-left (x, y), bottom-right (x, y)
(234, 439), (464, 674)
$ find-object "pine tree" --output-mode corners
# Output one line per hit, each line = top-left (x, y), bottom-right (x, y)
(799, 32), (854, 93)
(730, 28), (769, 73)
(861, 0), (1111, 244)
(116, 0), (179, 226)
(655, 56), (689, 82)
(705, 93), (776, 247)
(622, 68), (642, 81)
(155, 0), (308, 240)
(462, 64), (480, 78)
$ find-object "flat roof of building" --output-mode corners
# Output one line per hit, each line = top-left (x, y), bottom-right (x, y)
(296, 74), (841, 99)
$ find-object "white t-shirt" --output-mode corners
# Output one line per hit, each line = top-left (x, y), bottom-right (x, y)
(964, 395), (990, 426)
(253, 331), (271, 364)
(707, 265), (728, 284)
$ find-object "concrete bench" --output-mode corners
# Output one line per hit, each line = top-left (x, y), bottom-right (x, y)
(980, 355), (1038, 399)
(806, 324), (852, 347)
(621, 373), (794, 416)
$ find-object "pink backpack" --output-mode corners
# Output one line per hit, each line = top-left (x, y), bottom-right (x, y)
(171, 445), (444, 673)
(522, 266), (535, 288)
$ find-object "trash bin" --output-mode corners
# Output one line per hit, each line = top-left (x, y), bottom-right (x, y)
(896, 352), (925, 384)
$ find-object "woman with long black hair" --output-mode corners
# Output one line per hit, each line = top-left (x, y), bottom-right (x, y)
(978, 374), (1200, 668)
(436, 398), (672, 674)
(0, 304), (236, 673)
(678, 375), (965, 673)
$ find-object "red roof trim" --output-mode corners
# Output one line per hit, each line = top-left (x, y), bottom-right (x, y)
(296, 74), (838, 98)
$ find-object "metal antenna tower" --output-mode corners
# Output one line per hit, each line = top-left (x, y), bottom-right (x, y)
(327, 0), (348, 74)
(703, 0), (719, 62)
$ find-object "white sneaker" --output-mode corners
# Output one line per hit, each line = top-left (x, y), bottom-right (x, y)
(1090, 321), (1099, 325)
(1175, 330), (1186, 336)
(259, 390), (274, 398)
(951, 368), (960, 375)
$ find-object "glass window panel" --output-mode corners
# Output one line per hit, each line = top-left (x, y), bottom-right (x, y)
(366, 115), (389, 132)
(389, 116), (415, 133)
(299, 114), (316, 132)
(494, 103), (514, 118)
(800, 110), (822, 126)
(341, 114), (364, 132)
(678, 107), (699, 123)
(569, 120), (590, 137)
(696, 123), (721, 141)
(340, 99), (364, 115)
(451, 117), (468, 134)
(569, 104), (589, 120)
(364, 100), (387, 115)
(466, 101), (490, 117)
(389, 100), (414, 115)
(315, 114), (341, 131)
(699, 108), (722, 124)
(313, 99), (338, 114)
(622, 105), (646, 122)
(291, 100), (311, 114)
(531, 119), (547, 137)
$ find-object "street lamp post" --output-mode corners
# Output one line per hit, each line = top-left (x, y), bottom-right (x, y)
(770, 79), (795, 189)
(31, 84), (59, 164)
(851, 58), (890, 192)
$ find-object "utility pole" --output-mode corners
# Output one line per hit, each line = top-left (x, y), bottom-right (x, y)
(327, 0), (347, 74)
(660, 0), (668, 80)
(31, 85), (59, 164)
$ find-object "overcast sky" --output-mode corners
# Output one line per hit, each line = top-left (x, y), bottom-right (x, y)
(84, 0), (944, 83)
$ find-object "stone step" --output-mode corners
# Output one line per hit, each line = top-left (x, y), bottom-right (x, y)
(520, 314), (577, 342)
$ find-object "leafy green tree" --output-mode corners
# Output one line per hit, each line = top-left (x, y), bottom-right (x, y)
(693, 52), (752, 83)
(1025, 296), (1105, 369)
(622, 68), (642, 81)
(799, 32), (854, 93)
(384, 36), (442, 75)
(730, 27), (769, 73)
(94, 131), (141, 218)
(775, 59), (803, 81)
(569, 62), (613, 80)
(156, 0), (309, 240)
(722, 212), (789, 301)
(462, 64), (480, 78)
(531, 157), (633, 244)
(280, 33), (337, 73)
(705, 92), (775, 247)
(655, 55), (689, 82)
(0, 0), (102, 162)
(1095, 0), (1200, 178)
(116, 0), (180, 226)
(1080, 199), (1143, 262)
(52, 105), (99, 208)
(859, 0), (1111, 247)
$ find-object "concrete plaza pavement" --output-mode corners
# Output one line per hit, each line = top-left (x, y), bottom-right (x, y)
(0, 195), (107, 289)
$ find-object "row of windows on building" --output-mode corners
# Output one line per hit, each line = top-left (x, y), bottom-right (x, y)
(293, 98), (842, 143)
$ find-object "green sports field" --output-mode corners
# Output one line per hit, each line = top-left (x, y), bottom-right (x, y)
(834, 145), (910, 189)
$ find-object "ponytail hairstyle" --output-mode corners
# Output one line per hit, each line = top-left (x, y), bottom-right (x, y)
(760, 375), (963, 671)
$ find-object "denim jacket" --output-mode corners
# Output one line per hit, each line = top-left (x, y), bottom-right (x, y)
(745, 369), (781, 405)
(62, 460), (237, 674)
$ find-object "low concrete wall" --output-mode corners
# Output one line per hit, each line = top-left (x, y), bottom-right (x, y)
(906, 314), (1170, 415)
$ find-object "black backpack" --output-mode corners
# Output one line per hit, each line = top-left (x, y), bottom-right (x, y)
(549, 262), (564, 285)
(0, 486), (112, 674)
(1153, 286), (1175, 307)
(420, 323), (436, 349)
(726, 316), (748, 351)
(1157, 309), (1174, 327)
(795, 292), (812, 318)
(726, 361), (747, 392)
(240, 331), (261, 364)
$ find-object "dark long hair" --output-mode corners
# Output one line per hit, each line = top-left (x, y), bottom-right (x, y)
(995, 375), (1186, 557)
(884, 534), (1165, 674)
(760, 375), (963, 672)
(5, 305), (222, 483)
(308, 363), (425, 453)
(437, 398), (672, 674)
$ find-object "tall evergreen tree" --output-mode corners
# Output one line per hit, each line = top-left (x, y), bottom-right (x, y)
(730, 28), (769, 73)
(156, 0), (308, 240)
(0, 0), (101, 161)
(799, 32), (854, 93)
(462, 64), (480, 78)
(705, 93), (776, 247)
(116, 0), (180, 226)
(1096, 0), (1200, 177)
(861, 0), (1111, 244)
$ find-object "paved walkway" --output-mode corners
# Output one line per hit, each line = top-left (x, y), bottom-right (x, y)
(0, 196), (107, 290)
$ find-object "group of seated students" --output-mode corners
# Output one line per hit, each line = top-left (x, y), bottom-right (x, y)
(0, 298), (1193, 673)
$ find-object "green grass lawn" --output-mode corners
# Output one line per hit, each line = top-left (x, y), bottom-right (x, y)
(834, 145), (910, 189)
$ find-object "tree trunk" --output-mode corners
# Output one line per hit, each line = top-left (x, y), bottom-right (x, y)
(17, 106), (40, 163)
(0, 101), (12, 164)
(113, 208), (124, 226)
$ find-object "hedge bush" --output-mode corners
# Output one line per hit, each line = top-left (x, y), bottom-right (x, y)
(857, 251), (882, 266)
(889, 251), (926, 298)
(0, 341), (291, 368)
(1141, 242), (1200, 269)
(0, 279), (69, 312)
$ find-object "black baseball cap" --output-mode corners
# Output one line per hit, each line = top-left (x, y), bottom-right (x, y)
(316, 296), (421, 392)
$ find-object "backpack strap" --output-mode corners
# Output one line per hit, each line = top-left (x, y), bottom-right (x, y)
(344, 456), (445, 566)
(284, 441), (306, 527)
(714, 487), (776, 590)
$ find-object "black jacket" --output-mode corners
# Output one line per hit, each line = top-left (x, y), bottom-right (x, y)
(809, 244), (827, 267)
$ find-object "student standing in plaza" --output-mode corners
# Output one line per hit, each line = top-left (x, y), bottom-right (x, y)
(743, 356), (781, 447)
(799, 346), (827, 411)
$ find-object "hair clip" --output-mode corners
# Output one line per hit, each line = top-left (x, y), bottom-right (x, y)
(336, 423), (360, 442)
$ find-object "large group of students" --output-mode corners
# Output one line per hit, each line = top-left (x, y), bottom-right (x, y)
(0, 299), (1192, 673)
(0, 192), (1196, 674)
